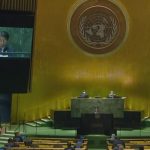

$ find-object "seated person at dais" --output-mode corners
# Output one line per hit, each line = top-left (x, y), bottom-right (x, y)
(79, 90), (89, 98)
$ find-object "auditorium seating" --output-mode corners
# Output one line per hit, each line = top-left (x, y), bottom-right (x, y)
(6, 148), (87, 150)
(106, 138), (150, 149)
(5, 137), (88, 150)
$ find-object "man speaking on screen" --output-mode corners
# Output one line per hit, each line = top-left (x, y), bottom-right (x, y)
(0, 31), (14, 57)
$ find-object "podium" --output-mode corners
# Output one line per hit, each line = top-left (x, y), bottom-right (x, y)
(71, 97), (125, 135)
(77, 113), (115, 135)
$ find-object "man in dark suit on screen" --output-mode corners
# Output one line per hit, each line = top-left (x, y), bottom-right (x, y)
(0, 31), (14, 57)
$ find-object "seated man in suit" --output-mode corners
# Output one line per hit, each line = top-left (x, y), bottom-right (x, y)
(64, 141), (75, 150)
(79, 90), (89, 98)
(112, 137), (125, 150)
(13, 132), (23, 142)
(5, 138), (18, 147)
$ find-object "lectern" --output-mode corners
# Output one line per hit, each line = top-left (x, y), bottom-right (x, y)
(71, 97), (125, 135)
(77, 113), (115, 135)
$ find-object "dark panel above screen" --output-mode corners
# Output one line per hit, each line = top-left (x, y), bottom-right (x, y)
(0, 11), (34, 28)
(0, 58), (31, 92)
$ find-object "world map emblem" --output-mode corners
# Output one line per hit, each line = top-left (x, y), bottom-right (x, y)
(69, 0), (127, 54)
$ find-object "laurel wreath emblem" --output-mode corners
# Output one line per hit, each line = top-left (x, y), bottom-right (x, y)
(79, 15), (118, 48)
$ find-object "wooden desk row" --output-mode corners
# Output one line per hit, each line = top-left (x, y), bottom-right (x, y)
(5, 138), (88, 150)
(5, 148), (87, 150)
(107, 138), (150, 150)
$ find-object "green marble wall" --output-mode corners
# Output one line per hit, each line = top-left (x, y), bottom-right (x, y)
(71, 97), (125, 118)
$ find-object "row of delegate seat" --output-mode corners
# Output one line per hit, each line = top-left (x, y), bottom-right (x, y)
(106, 138), (150, 150)
(6, 148), (87, 150)
(5, 137), (88, 150)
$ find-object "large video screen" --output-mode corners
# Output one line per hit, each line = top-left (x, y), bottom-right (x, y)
(0, 11), (35, 92)
(0, 27), (33, 58)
